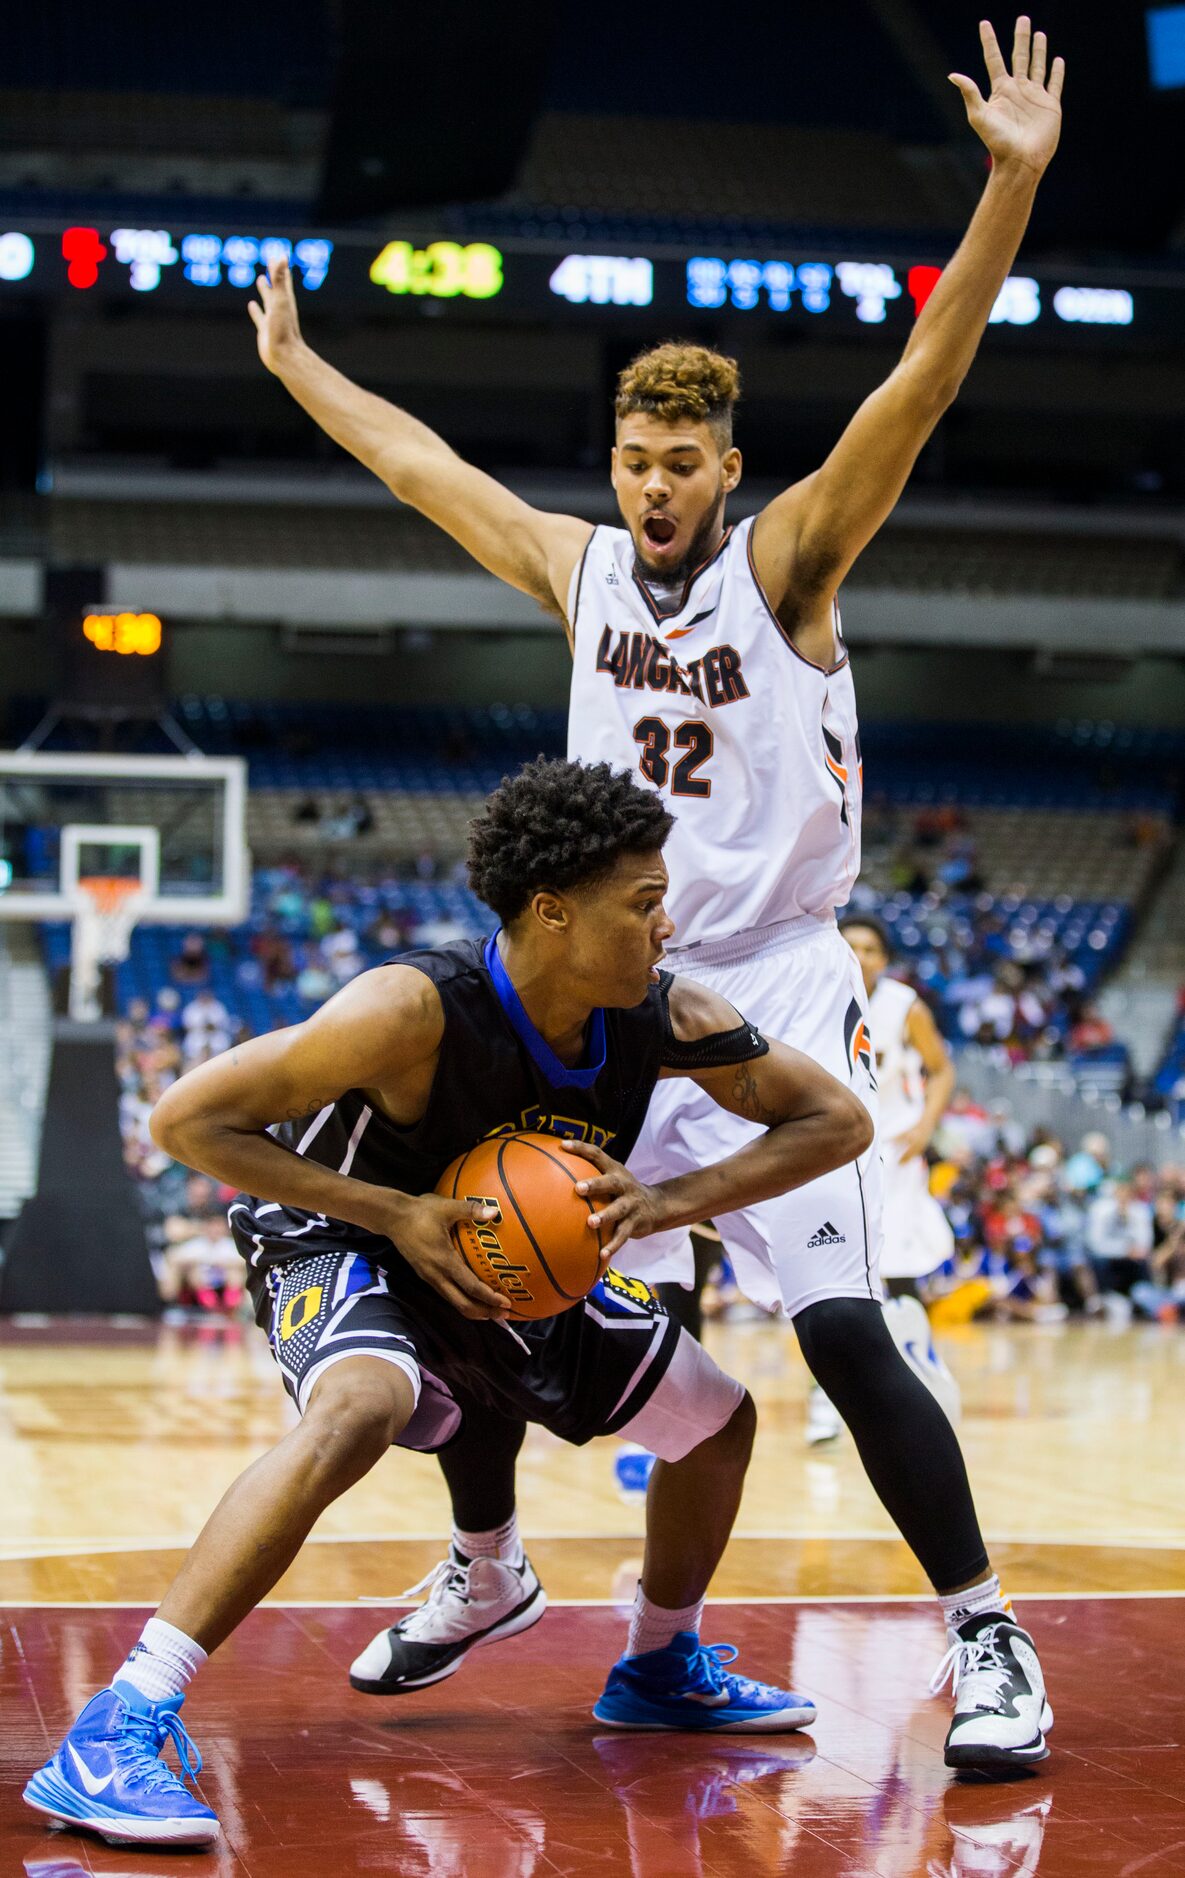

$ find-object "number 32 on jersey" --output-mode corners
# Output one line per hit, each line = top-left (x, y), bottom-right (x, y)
(633, 717), (714, 797)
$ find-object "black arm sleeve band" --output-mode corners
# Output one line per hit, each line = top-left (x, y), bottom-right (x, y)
(658, 972), (771, 1071)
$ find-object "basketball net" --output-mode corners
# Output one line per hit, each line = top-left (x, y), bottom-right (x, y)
(69, 875), (146, 1023)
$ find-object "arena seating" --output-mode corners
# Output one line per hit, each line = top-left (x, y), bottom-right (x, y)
(39, 499), (1185, 601)
(0, 89), (296, 160)
(24, 705), (1172, 1078)
(501, 117), (957, 240)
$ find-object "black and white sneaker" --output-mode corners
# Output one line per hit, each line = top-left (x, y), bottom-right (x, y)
(349, 1547), (546, 1694)
(931, 1611), (1053, 1772)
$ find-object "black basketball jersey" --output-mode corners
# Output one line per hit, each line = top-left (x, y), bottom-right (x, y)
(230, 935), (672, 1267)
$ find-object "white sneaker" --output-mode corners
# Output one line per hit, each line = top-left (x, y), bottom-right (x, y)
(350, 1547), (546, 1694)
(931, 1612), (1053, 1772)
(883, 1294), (962, 1425)
(805, 1384), (843, 1446)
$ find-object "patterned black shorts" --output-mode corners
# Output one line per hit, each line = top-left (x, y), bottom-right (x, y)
(243, 1240), (681, 1453)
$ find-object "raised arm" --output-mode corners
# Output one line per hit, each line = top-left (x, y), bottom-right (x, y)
(149, 965), (508, 1318)
(752, 16), (1065, 664)
(563, 978), (873, 1256)
(249, 258), (592, 618)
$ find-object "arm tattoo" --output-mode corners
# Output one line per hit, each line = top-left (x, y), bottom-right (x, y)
(285, 1095), (332, 1120)
(730, 1062), (780, 1126)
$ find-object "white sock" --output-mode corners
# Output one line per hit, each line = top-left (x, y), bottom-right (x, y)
(113, 1617), (207, 1705)
(626, 1583), (704, 1658)
(452, 1512), (522, 1566)
(940, 1573), (1013, 1636)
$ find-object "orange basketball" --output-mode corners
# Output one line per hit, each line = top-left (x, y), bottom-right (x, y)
(436, 1131), (602, 1319)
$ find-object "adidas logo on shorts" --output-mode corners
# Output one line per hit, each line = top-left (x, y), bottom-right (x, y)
(806, 1220), (846, 1248)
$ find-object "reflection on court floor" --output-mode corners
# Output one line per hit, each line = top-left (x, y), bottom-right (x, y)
(4, 1600), (1181, 1876)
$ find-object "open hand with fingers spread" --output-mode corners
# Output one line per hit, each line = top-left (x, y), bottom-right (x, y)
(951, 16), (1065, 177)
(248, 255), (305, 376)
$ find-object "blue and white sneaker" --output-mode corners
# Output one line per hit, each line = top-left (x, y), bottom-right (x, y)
(23, 1683), (219, 1847)
(592, 1632), (816, 1732)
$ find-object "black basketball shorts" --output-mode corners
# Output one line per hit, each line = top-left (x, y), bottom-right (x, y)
(242, 1242), (742, 1460)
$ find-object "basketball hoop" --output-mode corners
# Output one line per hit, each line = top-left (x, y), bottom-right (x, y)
(69, 875), (147, 1023)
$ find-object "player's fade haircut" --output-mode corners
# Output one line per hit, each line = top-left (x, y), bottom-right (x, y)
(615, 342), (740, 450)
(839, 912), (894, 959)
(468, 757), (674, 925)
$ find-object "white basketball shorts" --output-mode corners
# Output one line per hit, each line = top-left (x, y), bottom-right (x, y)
(878, 1145), (955, 1281)
(624, 914), (884, 1317)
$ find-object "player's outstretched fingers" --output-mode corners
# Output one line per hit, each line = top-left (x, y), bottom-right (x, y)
(1012, 14), (1031, 81)
(979, 18), (1007, 83)
(1030, 27), (1047, 87)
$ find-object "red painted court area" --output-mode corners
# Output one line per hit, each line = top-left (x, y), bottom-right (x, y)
(4, 1599), (1185, 1876)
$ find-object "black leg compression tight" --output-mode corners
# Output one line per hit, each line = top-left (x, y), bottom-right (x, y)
(793, 1297), (989, 1592)
(436, 1399), (526, 1533)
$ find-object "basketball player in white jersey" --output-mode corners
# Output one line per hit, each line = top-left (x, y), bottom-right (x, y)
(250, 18), (1064, 1772)
(840, 912), (962, 1433)
(842, 915), (957, 1295)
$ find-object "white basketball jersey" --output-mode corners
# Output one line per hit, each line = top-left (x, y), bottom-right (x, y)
(566, 516), (861, 949)
(869, 975), (924, 1139)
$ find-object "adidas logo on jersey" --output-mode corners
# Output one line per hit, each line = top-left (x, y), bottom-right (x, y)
(806, 1220), (846, 1247)
(605, 567), (619, 585)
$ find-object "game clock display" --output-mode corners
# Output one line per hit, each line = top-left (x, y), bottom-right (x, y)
(0, 218), (1172, 349)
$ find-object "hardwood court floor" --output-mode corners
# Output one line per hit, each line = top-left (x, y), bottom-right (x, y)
(4, 1599), (1185, 1876)
(2, 1314), (1183, 1602)
(2, 1315), (1184, 1874)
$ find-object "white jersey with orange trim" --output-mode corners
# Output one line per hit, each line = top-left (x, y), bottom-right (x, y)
(566, 514), (861, 950)
(869, 973), (955, 1282)
(869, 975), (925, 1140)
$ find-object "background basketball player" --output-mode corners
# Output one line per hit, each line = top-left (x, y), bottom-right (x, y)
(842, 914), (957, 1297)
(248, 18), (1064, 1772)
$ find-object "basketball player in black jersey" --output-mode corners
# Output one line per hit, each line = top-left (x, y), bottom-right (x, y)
(25, 758), (871, 1849)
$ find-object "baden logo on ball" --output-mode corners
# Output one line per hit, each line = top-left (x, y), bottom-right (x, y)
(436, 1131), (602, 1319)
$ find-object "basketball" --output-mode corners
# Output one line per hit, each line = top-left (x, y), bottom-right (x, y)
(437, 1132), (602, 1318)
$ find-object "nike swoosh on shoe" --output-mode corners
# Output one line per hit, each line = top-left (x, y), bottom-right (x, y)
(67, 1741), (116, 1796)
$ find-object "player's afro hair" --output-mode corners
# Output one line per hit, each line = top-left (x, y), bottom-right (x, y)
(467, 757), (674, 925)
(615, 342), (740, 447)
(839, 912), (894, 959)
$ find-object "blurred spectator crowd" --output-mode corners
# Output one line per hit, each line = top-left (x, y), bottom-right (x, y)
(850, 802), (1134, 1083)
(906, 1102), (1184, 1326)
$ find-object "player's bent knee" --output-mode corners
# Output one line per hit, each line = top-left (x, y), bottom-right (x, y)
(615, 1329), (747, 1463)
(302, 1357), (416, 1474)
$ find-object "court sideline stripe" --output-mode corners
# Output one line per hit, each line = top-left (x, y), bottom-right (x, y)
(5, 1530), (1185, 1556)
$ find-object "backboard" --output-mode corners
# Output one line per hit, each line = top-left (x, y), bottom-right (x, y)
(0, 751), (248, 924)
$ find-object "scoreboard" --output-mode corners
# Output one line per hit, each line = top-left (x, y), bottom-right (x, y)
(1, 219), (1181, 350)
